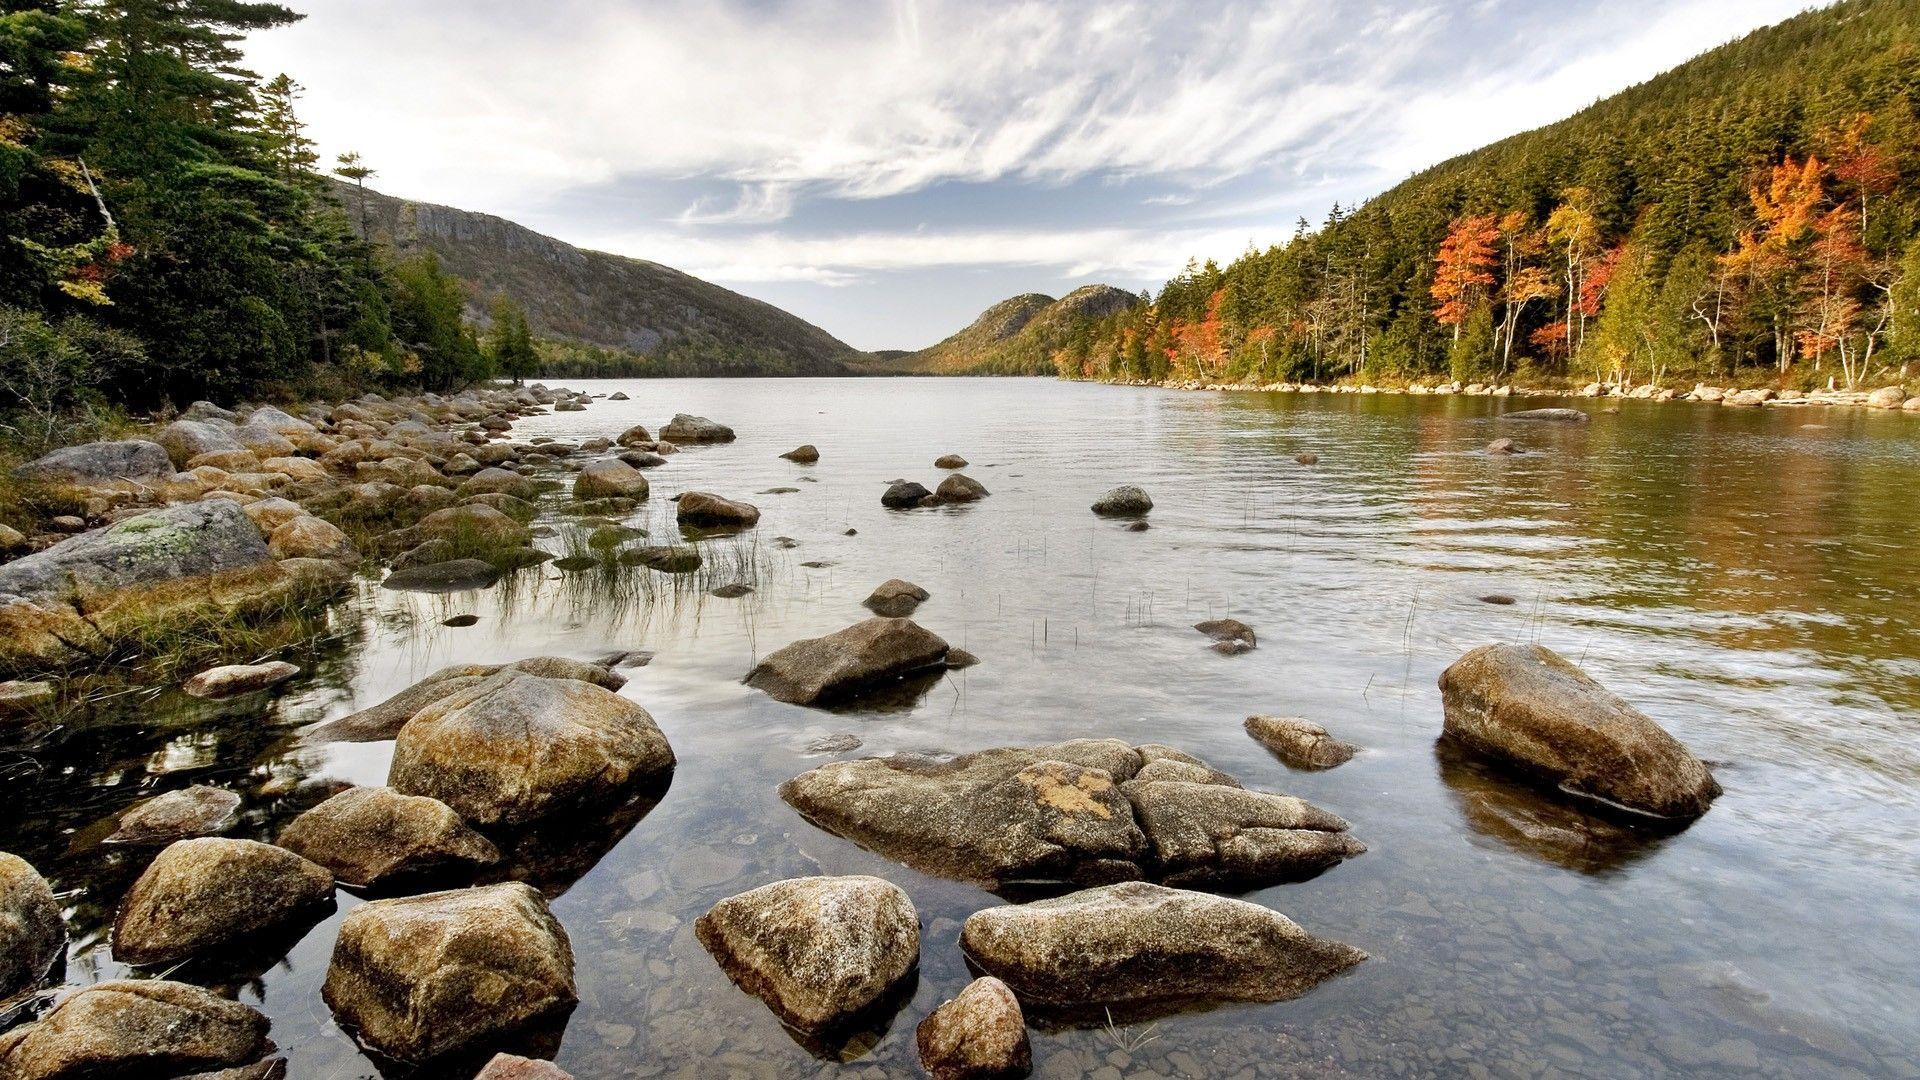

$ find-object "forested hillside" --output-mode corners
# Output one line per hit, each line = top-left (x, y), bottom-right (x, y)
(876, 285), (1142, 374)
(1068, 0), (1920, 390)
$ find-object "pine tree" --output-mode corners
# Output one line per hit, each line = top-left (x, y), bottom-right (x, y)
(257, 73), (318, 182)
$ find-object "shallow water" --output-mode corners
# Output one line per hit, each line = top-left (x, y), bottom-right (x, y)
(5, 378), (1919, 1078)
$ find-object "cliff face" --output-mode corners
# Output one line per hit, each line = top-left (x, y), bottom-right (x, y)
(337, 183), (861, 374)
(871, 285), (1142, 374)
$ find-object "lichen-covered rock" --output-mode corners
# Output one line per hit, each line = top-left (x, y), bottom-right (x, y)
(659, 414), (734, 443)
(13, 440), (173, 491)
(112, 838), (333, 966)
(1244, 715), (1358, 770)
(323, 883), (576, 1064)
(182, 661), (300, 699)
(0, 979), (276, 1079)
(1090, 486), (1152, 516)
(105, 786), (242, 845)
(572, 460), (650, 501)
(675, 491), (759, 528)
(389, 671), (674, 826)
(862, 579), (929, 617)
(916, 977), (1030, 1080)
(0, 501), (296, 673)
(746, 617), (949, 705)
(1439, 643), (1721, 820)
(0, 852), (64, 1003)
(696, 876), (919, 1035)
(959, 882), (1364, 1011)
(277, 786), (499, 889)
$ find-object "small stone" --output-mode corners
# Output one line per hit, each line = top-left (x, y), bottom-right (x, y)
(1295, 452), (1319, 465)
(182, 661), (300, 699)
(781, 444), (820, 463)
(883, 480), (932, 508)
(477, 1054), (574, 1079)
(710, 583), (755, 598)
(1090, 486), (1152, 517)
(917, 976), (1031, 1080)
(864, 578), (930, 617)
(1244, 716), (1358, 770)
(1194, 619), (1255, 650)
(934, 454), (969, 469)
(443, 614), (480, 627)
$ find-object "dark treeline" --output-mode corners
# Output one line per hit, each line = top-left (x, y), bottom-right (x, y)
(0, 0), (536, 450)
(1059, 0), (1920, 390)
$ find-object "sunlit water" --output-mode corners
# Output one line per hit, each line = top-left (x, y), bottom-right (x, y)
(4, 378), (1918, 1078)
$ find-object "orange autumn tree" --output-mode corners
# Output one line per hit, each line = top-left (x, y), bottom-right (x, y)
(1431, 214), (1500, 343)
(1494, 211), (1558, 372)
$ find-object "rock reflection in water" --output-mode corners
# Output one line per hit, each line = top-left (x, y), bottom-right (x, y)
(1435, 738), (1669, 873)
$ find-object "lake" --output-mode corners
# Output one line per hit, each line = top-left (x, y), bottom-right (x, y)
(5, 377), (1919, 1078)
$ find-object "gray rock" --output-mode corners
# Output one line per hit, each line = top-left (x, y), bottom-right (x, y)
(182, 661), (300, 699)
(155, 420), (246, 468)
(389, 671), (674, 826)
(0, 502), (296, 672)
(1090, 486), (1152, 516)
(747, 617), (949, 705)
(696, 876), (918, 1034)
(323, 883), (576, 1064)
(381, 558), (502, 593)
(1439, 643), (1720, 820)
(1501, 407), (1590, 422)
(572, 460), (650, 501)
(106, 786), (242, 845)
(959, 882), (1364, 1011)
(0, 680), (55, 718)
(863, 578), (930, 617)
(13, 439), (173, 490)
(112, 838), (333, 966)
(0, 979), (276, 1079)
(1121, 779), (1363, 887)
(882, 480), (932, 508)
(616, 424), (653, 447)
(659, 413), (735, 443)
(0, 852), (64, 1003)
(917, 976), (1030, 1080)
(1244, 715), (1358, 770)
(675, 491), (759, 528)
(278, 786), (500, 889)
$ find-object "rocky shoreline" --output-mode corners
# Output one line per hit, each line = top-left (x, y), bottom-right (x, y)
(1104, 376), (1920, 412)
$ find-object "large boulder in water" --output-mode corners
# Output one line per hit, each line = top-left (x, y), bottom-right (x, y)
(675, 491), (760, 528)
(0, 501), (297, 673)
(1090, 486), (1152, 516)
(781, 740), (1362, 891)
(746, 617), (949, 705)
(916, 976), (1030, 1080)
(659, 413), (734, 443)
(307, 658), (625, 744)
(111, 838), (333, 966)
(571, 460), (649, 501)
(0, 852), (64, 1004)
(12, 439), (173, 491)
(277, 786), (500, 889)
(959, 882), (1364, 1012)
(863, 579), (929, 618)
(323, 882), (576, 1064)
(935, 473), (989, 503)
(388, 671), (675, 826)
(695, 876), (919, 1035)
(881, 480), (931, 508)
(1438, 643), (1720, 820)
(0, 979), (278, 1079)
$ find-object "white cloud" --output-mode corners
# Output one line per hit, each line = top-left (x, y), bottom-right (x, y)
(675, 182), (798, 226)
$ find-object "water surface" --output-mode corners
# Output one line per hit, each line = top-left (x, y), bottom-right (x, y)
(5, 378), (1919, 1078)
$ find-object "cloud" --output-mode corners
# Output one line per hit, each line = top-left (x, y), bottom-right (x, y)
(675, 182), (798, 226)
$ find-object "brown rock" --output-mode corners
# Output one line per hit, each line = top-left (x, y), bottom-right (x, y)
(916, 976), (1030, 1080)
(675, 491), (760, 528)
(112, 838), (333, 966)
(105, 786), (242, 845)
(1244, 715), (1358, 770)
(863, 578), (930, 617)
(277, 787), (499, 889)
(780, 444), (820, 463)
(746, 617), (949, 705)
(182, 661), (300, 699)
(476, 1054), (573, 1079)
(0, 979), (275, 1079)
(0, 852), (64, 1003)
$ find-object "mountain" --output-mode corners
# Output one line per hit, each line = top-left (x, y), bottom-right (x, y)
(872, 285), (1143, 374)
(1071, 0), (1920, 388)
(338, 183), (863, 376)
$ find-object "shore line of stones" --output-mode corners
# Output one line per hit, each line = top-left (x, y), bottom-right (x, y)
(1114, 376), (1920, 411)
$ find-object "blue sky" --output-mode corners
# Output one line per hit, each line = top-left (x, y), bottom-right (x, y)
(246, 0), (1821, 351)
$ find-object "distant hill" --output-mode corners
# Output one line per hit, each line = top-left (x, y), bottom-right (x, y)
(338, 183), (863, 376)
(869, 285), (1143, 374)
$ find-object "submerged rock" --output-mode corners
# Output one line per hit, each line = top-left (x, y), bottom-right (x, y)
(324, 883), (576, 1064)
(389, 671), (674, 826)
(1438, 643), (1720, 820)
(863, 578), (930, 617)
(0, 501), (297, 672)
(1194, 618), (1256, 653)
(781, 740), (1361, 891)
(619, 545), (702, 573)
(1486, 437), (1518, 455)
(659, 414), (735, 443)
(882, 480), (932, 508)
(0, 979), (277, 1079)
(278, 786), (500, 889)
(1090, 486), (1152, 516)
(182, 661), (300, 699)
(106, 786), (242, 845)
(112, 838), (333, 966)
(1244, 715), (1358, 770)
(675, 491), (760, 528)
(381, 558), (502, 593)
(1502, 407), (1589, 422)
(746, 617), (949, 705)
(916, 976), (1030, 1080)
(0, 852), (64, 1004)
(696, 876), (919, 1035)
(959, 882), (1364, 1012)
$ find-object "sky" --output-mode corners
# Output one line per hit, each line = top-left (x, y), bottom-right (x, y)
(243, 0), (1821, 352)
